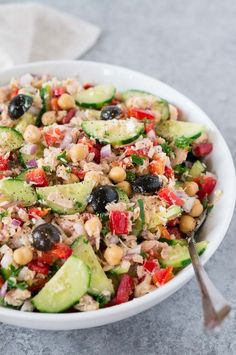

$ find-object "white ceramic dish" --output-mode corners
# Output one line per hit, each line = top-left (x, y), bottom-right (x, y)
(0, 60), (235, 330)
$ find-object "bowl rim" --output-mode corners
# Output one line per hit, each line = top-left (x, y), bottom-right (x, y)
(0, 60), (235, 328)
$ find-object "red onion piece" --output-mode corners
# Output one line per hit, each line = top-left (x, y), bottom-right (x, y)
(147, 129), (156, 139)
(12, 218), (22, 226)
(26, 159), (38, 168)
(0, 281), (8, 297)
(60, 131), (73, 149)
(175, 189), (195, 213)
(100, 144), (111, 159)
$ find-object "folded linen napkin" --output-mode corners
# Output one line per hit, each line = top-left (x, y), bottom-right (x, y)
(0, 2), (101, 69)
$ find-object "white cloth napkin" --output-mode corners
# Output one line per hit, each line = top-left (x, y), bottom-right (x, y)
(0, 2), (101, 69)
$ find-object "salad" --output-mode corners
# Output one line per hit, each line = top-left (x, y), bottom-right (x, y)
(0, 74), (216, 313)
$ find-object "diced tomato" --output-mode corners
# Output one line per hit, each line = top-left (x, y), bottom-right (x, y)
(83, 83), (93, 90)
(164, 166), (174, 179)
(26, 168), (49, 187)
(153, 266), (173, 286)
(53, 87), (66, 97)
(51, 243), (72, 259)
(62, 108), (76, 124)
(71, 167), (85, 180)
(50, 97), (59, 111)
(143, 259), (158, 273)
(167, 217), (180, 227)
(0, 156), (9, 171)
(193, 143), (213, 157)
(149, 158), (165, 175)
(160, 226), (171, 240)
(28, 207), (49, 218)
(28, 260), (49, 275)
(37, 253), (54, 265)
(128, 107), (155, 121)
(145, 122), (155, 133)
(115, 274), (134, 305)
(167, 227), (182, 239)
(158, 187), (184, 206)
(125, 147), (149, 158)
(194, 175), (217, 200)
(28, 278), (47, 292)
(10, 88), (19, 98)
(44, 127), (64, 146)
(0, 275), (4, 287)
(109, 211), (129, 235)
(89, 143), (102, 163)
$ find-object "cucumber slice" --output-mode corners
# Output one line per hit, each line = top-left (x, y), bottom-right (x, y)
(132, 199), (145, 236)
(15, 113), (36, 134)
(115, 187), (129, 204)
(32, 255), (90, 313)
(0, 179), (37, 206)
(82, 119), (144, 146)
(122, 90), (169, 120)
(36, 85), (52, 125)
(72, 236), (114, 296)
(36, 180), (95, 214)
(160, 240), (208, 268)
(156, 120), (205, 140)
(19, 144), (44, 169)
(0, 127), (24, 152)
(159, 238), (187, 246)
(189, 160), (205, 178)
(76, 84), (116, 109)
(110, 264), (130, 275)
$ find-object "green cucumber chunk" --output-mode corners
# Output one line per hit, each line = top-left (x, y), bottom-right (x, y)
(122, 89), (169, 120)
(19, 144), (44, 169)
(0, 127), (24, 152)
(15, 113), (36, 134)
(115, 187), (129, 204)
(189, 160), (205, 178)
(76, 84), (116, 109)
(156, 120), (205, 140)
(82, 119), (144, 146)
(110, 264), (130, 275)
(0, 179), (37, 206)
(72, 236), (114, 296)
(160, 240), (208, 268)
(37, 180), (95, 214)
(159, 238), (187, 246)
(32, 255), (90, 313)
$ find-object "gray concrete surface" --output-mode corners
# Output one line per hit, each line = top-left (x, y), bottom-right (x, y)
(0, 0), (235, 354)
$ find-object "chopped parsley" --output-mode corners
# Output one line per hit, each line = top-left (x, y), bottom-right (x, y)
(161, 142), (172, 155)
(0, 211), (8, 220)
(57, 151), (68, 165)
(126, 171), (136, 182)
(174, 164), (188, 174)
(175, 133), (201, 150)
(131, 154), (145, 166)
(42, 165), (51, 172)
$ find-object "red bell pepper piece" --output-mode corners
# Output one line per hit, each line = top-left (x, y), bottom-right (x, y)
(71, 167), (86, 180)
(28, 260), (49, 275)
(0, 156), (9, 171)
(167, 227), (182, 239)
(125, 147), (149, 158)
(89, 143), (102, 163)
(152, 266), (173, 286)
(109, 211), (129, 235)
(158, 187), (184, 206)
(128, 107), (155, 121)
(164, 166), (174, 179)
(143, 259), (158, 273)
(193, 143), (213, 157)
(149, 159), (165, 175)
(28, 207), (49, 219)
(26, 168), (49, 187)
(194, 175), (217, 200)
(37, 253), (54, 265)
(51, 243), (72, 259)
(145, 122), (155, 133)
(53, 87), (66, 97)
(44, 127), (64, 146)
(83, 83), (93, 90)
(115, 274), (134, 305)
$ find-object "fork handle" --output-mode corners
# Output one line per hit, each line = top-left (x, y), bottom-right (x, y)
(188, 238), (231, 329)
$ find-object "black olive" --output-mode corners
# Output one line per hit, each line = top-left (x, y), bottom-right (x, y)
(132, 174), (162, 193)
(88, 185), (119, 213)
(32, 223), (61, 251)
(186, 151), (198, 163)
(8, 94), (33, 120)
(100, 105), (122, 120)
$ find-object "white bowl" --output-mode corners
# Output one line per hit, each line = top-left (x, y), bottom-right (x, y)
(0, 60), (235, 330)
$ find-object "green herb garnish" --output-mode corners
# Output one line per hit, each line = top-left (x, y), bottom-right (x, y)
(131, 154), (145, 166)
(174, 164), (188, 174)
(161, 143), (172, 155)
(175, 133), (201, 150)
(126, 171), (136, 182)
(57, 151), (68, 165)
(42, 165), (51, 172)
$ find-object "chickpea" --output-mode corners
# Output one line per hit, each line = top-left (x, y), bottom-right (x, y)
(58, 93), (75, 110)
(69, 143), (89, 163)
(42, 111), (57, 126)
(109, 166), (126, 183)
(184, 181), (199, 197)
(13, 246), (33, 266)
(189, 199), (203, 217)
(84, 216), (102, 237)
(104, 244), (124, 266)
(179, 215), (196, 234)
(23, 125), (41, 144)
(116, 181), (132, 197)
(84, 171), (102, 187)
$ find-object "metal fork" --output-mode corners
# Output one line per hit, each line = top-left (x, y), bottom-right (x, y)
(186, 210), (231, 329)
